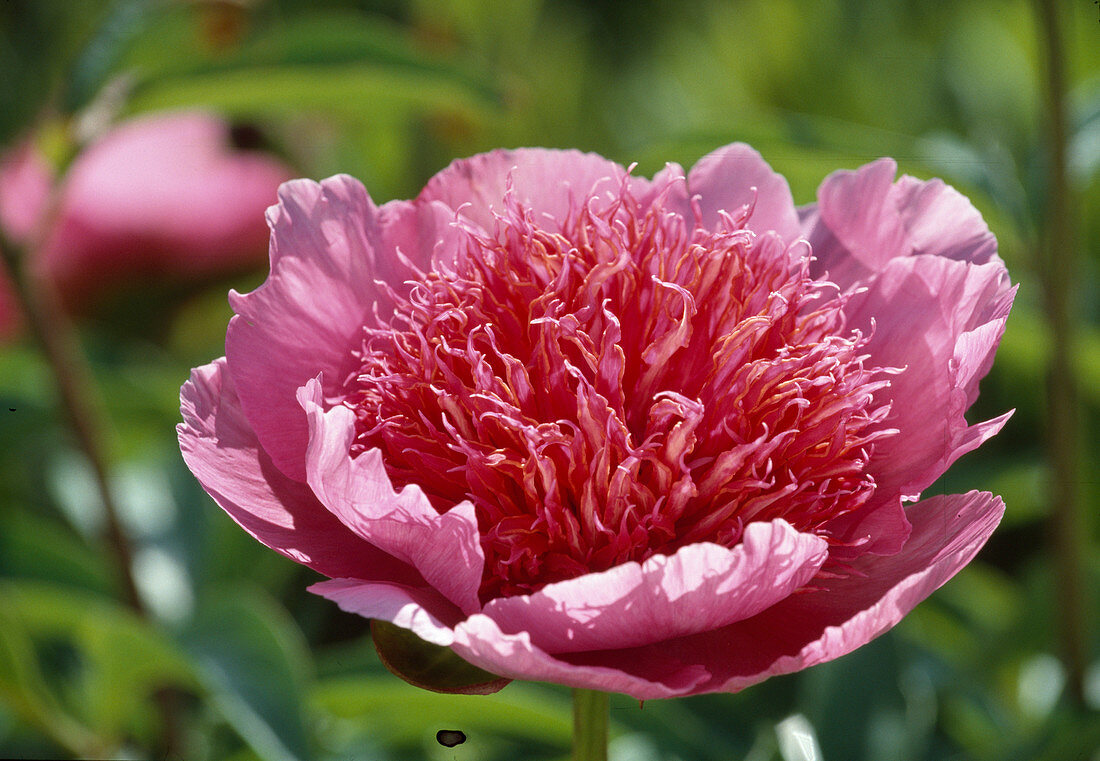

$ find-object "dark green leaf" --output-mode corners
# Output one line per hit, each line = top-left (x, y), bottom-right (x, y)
(182, 587), (312, 761)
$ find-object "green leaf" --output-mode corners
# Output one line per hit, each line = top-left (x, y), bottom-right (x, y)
(311, 676), (572, 755)
(0, 581), (196, 756)
(62, 0), (163, 114)
(182, 586), (313, 761)
(0, 581), (196, 743)
(0, 603), (100, 757)
(126, 63), (495, 124)
(123, 12), (501, 124)
(0, 511), (113, 595)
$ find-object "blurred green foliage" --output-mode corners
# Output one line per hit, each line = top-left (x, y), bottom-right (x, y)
(1, 0), (1098, 759)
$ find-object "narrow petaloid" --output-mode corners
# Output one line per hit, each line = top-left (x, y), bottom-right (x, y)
(345, 178), (897, 600)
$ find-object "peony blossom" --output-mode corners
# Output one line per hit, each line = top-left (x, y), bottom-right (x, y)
(179, 144), (1014, 699)
(0, 111), (292, 313)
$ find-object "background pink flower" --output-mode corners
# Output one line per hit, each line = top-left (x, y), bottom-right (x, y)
(0, 111), (292, 316)
(179, 143), (1014, 699)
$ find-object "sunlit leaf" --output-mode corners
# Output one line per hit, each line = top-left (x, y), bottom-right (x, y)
(126, 63), (495, 125)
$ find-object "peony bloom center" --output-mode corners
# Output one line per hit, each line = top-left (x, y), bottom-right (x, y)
(342, 176), (897, 600)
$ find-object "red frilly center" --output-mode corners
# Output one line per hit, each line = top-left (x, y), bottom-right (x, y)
(341, 173), (898, 601)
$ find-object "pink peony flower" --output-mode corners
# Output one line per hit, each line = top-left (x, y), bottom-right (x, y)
(0, 111), (293, 312)
(178, 144), (1015, 699)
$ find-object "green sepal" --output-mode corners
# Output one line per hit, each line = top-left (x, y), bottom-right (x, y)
(370, 620), (510, 695)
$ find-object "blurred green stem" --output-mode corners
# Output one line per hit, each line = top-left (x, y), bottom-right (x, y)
(0, 185), (183, 754)
(0, 229), (142, 615)
(1032, 0), (1087, 705)
(572, 689), (609, 761)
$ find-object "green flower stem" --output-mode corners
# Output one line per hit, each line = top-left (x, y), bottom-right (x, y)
(0, 229), (141, 615)
(0, 202), (183, 756)
(572, 689), (609, 761)
(1033, 0), (1087, 705)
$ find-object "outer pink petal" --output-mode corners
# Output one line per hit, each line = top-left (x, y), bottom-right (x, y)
(480, 520), (827, 654)
(686, 143), (801, 240)
(846, 255), (1016, 499)
(177, 358), (420, 584)
(225, 175), (457, 482)
(699, 490), (1005, 693)
(518, 490), (1002, 698)
(309, 579), (460, 645)
(418, 148), (637, 233)
(297, 378), (484, 615)
(452, 615), (711, 699)
(797, 204), (873, 289)
(803, 158), (999, 288)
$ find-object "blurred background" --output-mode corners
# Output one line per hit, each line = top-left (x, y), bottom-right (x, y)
(0, 0), (1097, 759)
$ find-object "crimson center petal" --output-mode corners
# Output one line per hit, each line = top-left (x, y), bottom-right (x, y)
(337, 172), (899, 601)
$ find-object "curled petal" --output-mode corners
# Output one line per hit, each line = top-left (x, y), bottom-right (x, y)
(527, 490), (1002, 698)
(226, 175), (456, 481)
(847, 255), (1015, 499)
(309, 580), (510, 693)
(177, 359), (418, 583)
(707, 490), (1005, 692)
(803, 158), (999, 288)
(309, 579), (459, 646)
(452, 614), (711, 699)
(298, 378), (485, 615)
(481, 520), (827, 654)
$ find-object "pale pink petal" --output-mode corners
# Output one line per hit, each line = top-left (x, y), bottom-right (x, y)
(806, 158), (999, 285)
(297, 378), (484, 615)
(687, 143), (801, 240)
(887, 174), (999, 263)
(225, 175), (456, 481)
(845, 255), (1015, 499)
(631, 162), (689, 214)
(702, 490), (1005, 692)
(177, 358), (420, 584)
(451, 614), (711, 699)
(798, 203), (874, 288)
(309, 579), (460, 645)
(953, 315), (1011, 411)
(480, 520), (827, 654)
(418, 148), (636, 233)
